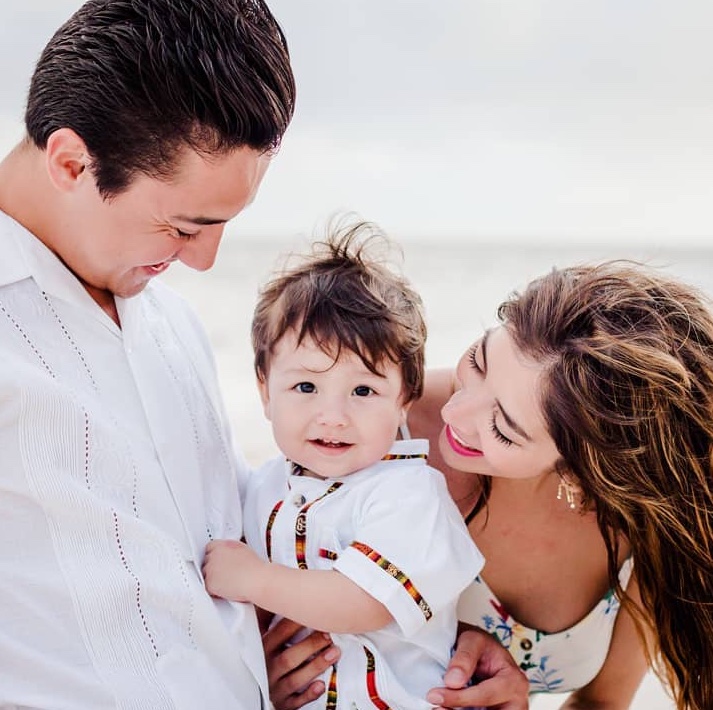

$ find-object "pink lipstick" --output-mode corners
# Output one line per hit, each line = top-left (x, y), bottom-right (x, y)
(445, 425), (484, 458)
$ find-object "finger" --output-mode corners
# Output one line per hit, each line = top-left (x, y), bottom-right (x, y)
(269, 650), (337, 706)
(446, 627), (525, 688)
(269, 643), (340, 708)
(267, 632), (336, 686)
(443, 629), (487, 688)
(272, 680), (326, 710)
(427, 672), (529, 710)
(262, 618), (307, 656)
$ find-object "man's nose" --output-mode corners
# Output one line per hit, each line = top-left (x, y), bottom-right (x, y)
(177, 225), (225, 272)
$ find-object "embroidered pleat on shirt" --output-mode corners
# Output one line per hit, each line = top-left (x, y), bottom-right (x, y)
(0, 213), (266, 709)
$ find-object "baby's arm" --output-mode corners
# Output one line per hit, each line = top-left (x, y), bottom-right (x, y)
(203, 539), (393, 634)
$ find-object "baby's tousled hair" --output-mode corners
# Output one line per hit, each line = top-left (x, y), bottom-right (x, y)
(252, 218), (427, 403)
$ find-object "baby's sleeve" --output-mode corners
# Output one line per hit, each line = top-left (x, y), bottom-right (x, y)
(333, 467), (484, 638)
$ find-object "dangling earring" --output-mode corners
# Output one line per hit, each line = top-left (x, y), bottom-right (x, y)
(557, 476), (578, 510)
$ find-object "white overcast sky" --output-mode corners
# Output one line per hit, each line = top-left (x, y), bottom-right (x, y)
(2, 1), (713, 246)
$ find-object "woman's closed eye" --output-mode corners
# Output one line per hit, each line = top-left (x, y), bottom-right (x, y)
(490, 413), (514, 446)
(468, 343), (483, 373)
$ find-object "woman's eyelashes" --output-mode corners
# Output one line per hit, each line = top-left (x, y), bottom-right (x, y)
(468, 344), (483, 373)
(467, 339), (514, 447)
(490, 413), (514, 446)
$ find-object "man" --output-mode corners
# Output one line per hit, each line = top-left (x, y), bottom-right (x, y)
(0, 1), (294, 706)
(0, 1), (526, 707)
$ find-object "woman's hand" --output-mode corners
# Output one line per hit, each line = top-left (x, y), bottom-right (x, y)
(426, 626), (529, 709)
(264, 617), (341, 710)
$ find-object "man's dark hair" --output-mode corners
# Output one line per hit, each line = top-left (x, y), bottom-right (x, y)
(25, 0), (296, 197)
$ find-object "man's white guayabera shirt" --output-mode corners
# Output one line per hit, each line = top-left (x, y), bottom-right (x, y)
(0, 211), (267, 709)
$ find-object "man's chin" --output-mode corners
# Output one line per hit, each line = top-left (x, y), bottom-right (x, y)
(116, 282), (150, 299)
(113, 272), (156, 299)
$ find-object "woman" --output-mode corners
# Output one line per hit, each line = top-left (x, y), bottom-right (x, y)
(267, 261), (713, 710)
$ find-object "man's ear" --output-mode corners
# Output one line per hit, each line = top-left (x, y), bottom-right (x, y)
(44, 128), (91, 192)
(256, 376), (271, 421)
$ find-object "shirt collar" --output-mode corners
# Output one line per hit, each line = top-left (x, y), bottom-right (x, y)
(0, 210), (33, 286)
(0, 209), (117, 324)
(387, 437), (430, 458)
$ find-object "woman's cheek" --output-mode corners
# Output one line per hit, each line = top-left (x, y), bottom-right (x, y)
(482, 442), (512, 475)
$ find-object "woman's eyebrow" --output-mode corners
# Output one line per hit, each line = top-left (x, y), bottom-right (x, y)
(481, 330), (491, 371)
(496, 400), (533, 442)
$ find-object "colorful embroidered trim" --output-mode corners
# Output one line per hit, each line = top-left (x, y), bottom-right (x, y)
(295, 482), (344, 569)
(319, 548), (339, 561)
(264, 500), (284, 562)
(380, 453), (427, 461)
(364, 646), (391, 709)
(351, 541), (432, 621)
(325, 664), (338, 710)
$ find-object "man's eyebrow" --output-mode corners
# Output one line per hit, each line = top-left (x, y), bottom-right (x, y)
(171, 214), (228, 226)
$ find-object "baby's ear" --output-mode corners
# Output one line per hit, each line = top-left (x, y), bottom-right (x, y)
(256, 376), (271, 420)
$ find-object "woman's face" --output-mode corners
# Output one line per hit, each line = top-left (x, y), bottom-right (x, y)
(438, 326), (561, 480)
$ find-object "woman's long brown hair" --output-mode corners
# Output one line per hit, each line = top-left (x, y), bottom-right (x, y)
(499, 262), (713, 710)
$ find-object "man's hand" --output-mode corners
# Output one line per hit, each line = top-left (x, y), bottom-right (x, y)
(426, 626), (529, 709)
(264, 618), (341, 710)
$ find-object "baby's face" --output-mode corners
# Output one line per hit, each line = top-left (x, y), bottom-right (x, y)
(257, 331), (407, 479)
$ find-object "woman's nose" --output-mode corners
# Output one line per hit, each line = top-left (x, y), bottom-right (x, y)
(441, 382), (482, 423)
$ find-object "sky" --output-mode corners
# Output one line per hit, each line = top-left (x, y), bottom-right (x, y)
(2, 0), (713, 246)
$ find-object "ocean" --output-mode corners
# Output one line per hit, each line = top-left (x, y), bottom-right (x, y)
(164, 238), (708, 710)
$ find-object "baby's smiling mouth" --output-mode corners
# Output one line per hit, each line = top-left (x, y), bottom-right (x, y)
(311, 438), (351, 449)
